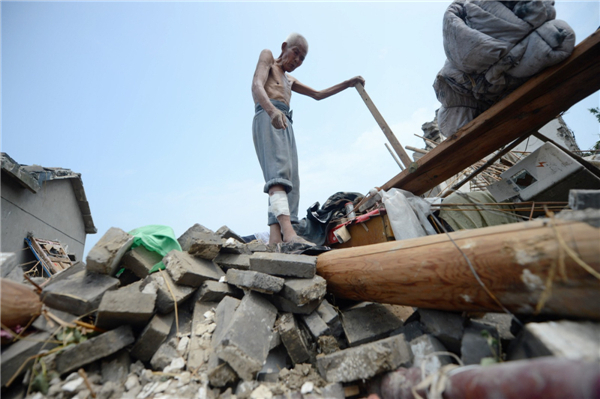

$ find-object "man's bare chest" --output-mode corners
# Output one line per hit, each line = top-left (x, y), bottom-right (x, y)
(266, 66), (292, 96)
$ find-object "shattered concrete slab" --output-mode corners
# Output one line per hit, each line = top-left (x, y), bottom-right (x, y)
(150, 337), (180, 371)
(215, 291), (278, 381)
(280, 276), (327, 306)
(86, 227), (134, 276)
(211, 296), (242, 347)
(301, 311), (330, 339)
(269, 294), (322, 315)
(221, 237), (251, 254)
(187, 231), (223, 260)
(216, 225), (245, 243)
(249, 253), (316, 278)
(316, 334), (412, 383)
(130, 313), (174, 362)
(41, 270), (119, 316)
(150, 269), (196, 314)
(101, 349), (131, 385)
(194, 279), (242, 303)
(207, 352), (238, 388)
(214, 253), (251, 271)
(341, 303), (403, 347)
(163, 250), (225, 287)
(55, 325), (135, 375)
(188, 301), (218, 371)
(317, 335), (340, 355)
(1, 332), (57, 387)
(177, 223), (214, 252)
(418, 308), (465, 354)
(316, 300), (343, 338)
(226, 269), (285, 294)
(95, 289), (156, 329)
(277, 313), (313, 365)
(258, 346), (288, 382)
(120, 245), (163, 278)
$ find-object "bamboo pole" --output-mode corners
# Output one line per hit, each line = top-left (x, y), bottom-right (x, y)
(317, 213), (600, 319)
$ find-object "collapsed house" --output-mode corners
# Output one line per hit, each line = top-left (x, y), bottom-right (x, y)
(1, 2), (600, 399)
(1, 153), (97, 281)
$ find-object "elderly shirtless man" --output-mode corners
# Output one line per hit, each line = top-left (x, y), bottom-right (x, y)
(252, 33), (364, 245)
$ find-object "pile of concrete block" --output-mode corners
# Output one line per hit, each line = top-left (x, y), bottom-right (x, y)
(0, 224), (409, 399)
(2, 223), (599, 399)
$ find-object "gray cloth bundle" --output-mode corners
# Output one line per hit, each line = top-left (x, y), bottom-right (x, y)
(434, 1), (575, 137)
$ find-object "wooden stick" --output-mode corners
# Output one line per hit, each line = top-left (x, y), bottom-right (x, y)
(406, 146), (428, 154)
(354, 83), (412, 168)
(384, 143), (404, 170)
(316, 215), (600, 319)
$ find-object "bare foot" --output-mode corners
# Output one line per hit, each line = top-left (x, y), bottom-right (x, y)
(286, 235), (316, 246)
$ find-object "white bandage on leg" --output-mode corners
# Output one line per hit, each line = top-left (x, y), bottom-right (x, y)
(269, 191), (290, 217)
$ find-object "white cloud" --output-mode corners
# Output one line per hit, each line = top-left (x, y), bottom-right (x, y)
(298, 106), (438, 209)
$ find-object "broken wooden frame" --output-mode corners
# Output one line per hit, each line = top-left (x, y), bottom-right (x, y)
(381, 30), (600, 196)
(25, 236), (72, 277)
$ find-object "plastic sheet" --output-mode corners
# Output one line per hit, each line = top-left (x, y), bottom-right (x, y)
(381, 189), (436, 241)
(128, 225), (182, 273)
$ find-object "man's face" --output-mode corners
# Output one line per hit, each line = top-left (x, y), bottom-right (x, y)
(281, 42), (308, 72)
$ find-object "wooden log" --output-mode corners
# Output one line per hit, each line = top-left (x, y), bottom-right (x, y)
(0, 278), (42, 329)
(316, 214), (600, 319)
(381, 31), (600, 195)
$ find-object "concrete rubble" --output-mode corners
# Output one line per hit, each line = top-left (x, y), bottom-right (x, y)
(2, 222), (599, 399)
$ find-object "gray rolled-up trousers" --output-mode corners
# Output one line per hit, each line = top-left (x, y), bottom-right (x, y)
(253, 100), (300, 226)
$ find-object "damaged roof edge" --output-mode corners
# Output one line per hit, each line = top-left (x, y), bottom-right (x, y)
(1, 152), (97, 234)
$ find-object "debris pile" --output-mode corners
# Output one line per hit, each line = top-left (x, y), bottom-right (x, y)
(2, 219), (600, 399)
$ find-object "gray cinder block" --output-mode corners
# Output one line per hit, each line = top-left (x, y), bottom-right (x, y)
(55, 326), (135, 375)
(215, 292), (277, 380)
(95, 290), (156, 329)
(41, 270), (119, 316)
(86, 227), (134, 276)
(150, 270), (196, 314)
(163, 250), (224, 287)
(316, 334), (412, 383)
(249, 253), (316, 278)
(341, 303), (403, 347)
(225, 269), (284, 294)
(130, 313), (174, 362)
(280, 276), (327, 306)
(121, 246), (163, 278)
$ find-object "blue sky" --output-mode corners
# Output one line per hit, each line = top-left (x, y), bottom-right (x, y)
(2, 1), (599, 256)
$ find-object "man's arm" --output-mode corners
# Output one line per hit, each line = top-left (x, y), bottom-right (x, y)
(290, 75), (365, 101)
(251, 49), (288, 129)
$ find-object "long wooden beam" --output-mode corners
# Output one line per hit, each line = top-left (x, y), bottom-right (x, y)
(316, 213), (600, 319)
(381, 30), (600, 195)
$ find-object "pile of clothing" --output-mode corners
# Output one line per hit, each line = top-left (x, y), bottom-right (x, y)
(434, 1), (576, 137)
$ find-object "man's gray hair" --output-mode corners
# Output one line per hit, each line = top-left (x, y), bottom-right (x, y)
(285, 33), (308, 50)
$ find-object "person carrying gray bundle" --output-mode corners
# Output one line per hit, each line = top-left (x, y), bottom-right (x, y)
(251, 32), (364, 245)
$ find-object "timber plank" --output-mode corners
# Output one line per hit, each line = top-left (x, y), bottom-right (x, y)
(382, 30), (600, 195)
(317, 215), (600, 319)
